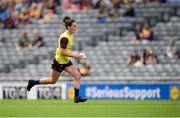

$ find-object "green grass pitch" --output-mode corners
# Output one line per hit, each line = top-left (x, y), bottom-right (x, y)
(0, 100), (180, 117)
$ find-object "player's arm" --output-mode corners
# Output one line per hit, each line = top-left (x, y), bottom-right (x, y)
(60, 37), (82, 60)
(61, 49), (81, 59)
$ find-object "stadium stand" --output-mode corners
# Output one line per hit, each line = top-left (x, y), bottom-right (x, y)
(0, 1), (180, 84)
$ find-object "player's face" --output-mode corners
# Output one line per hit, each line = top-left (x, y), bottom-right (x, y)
(69, 22), (77, 33)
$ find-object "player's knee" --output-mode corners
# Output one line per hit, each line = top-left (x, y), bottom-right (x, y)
(50, 78), (57, 84)
(75, 73), (81, 81)
(51, 81), (56, 84)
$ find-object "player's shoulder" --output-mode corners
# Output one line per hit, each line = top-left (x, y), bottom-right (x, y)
(59, 32), (67, 39)
(61, 31), (69, 38)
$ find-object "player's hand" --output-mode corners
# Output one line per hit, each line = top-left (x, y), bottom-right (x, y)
(75, 53), (83, 60)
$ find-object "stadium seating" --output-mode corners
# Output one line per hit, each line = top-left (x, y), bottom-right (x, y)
(0, 3), (180, 83)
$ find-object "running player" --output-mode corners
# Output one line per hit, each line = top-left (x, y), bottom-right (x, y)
(27, 16), (87, 103)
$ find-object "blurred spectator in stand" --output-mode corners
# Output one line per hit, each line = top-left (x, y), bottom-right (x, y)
(166, 0), (180, 3)
(134, 48), (148, 66)
(3, 12), (19, 29)
(6, 0), (16, 15)
(0, 3), (9, 25)
(145, 0), (160, 3)
(94, 0), (102, 8)
(62, 0), (71, 10)
(29, 3), (41, 21)
(15, 0), (30, 15)
(62, 0), (80, 11)
(107, 0), (119, 18)
(43, 0), (57, 22)
(121, 0), (128, 4)
(123, 3), (135, 17)
(45, 0), (56, 14)
(112, 0), (121, 8)
(43, 0), (56, 22)
(32, 29), (44, 48)
(0, 36), (5, 46)
(80, 0), (92, 10)
(16, 32), (32, 49)
(121, 0), (143, 4)
(127, 47), (158, 66)
(29, 0), (41, 3)
(55, 0), (61, 5)
(131, 24), (142, 44)
(141, 23), (154, 43)
(165, 39), (180, 59)
(19, 9), (31, 24)
(177, 51), (180, 59)
(1, 0), (62, 27)
(159, 0), (166, 3)
(165, 0), (180, 4)
(126, 49), (140, 65)
(146, 47), (158, 64)
(140, 48), (148, 64)
(96, 0), (108, 23)
(13, 0), (30, 24)
(79, 63), (91, 76)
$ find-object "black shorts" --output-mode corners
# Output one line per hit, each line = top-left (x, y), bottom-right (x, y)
(52, 59), (73, 73)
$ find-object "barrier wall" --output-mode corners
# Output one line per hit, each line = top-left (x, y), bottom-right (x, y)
(0, 82), (66, 100)
(67, 84), (180, 100)
(0, 82), (179, 100)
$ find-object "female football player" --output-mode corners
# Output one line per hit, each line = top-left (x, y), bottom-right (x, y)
(27, 16), (87, 103)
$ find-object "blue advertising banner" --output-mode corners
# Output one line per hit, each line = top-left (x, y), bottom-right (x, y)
(67, 84), (180, 100)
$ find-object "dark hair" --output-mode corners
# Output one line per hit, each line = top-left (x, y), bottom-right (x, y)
(63, 16), (76, 29)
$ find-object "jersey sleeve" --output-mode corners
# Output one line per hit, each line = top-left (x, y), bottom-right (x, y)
(60, 37), (68, 49)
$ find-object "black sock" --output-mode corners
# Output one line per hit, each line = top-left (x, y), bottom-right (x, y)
(74, 88), (79, 98)
(33, 80), (40, 85)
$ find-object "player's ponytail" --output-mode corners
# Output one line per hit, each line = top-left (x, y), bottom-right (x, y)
(63, 16), (76, 29)
(63, 16), (71, 24)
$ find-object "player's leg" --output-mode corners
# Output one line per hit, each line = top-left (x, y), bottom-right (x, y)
(27, 59), (62, 91)
(27, 69), (61, 91)
(39, 70), (61, 84)
(65, 64), (87, 103)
